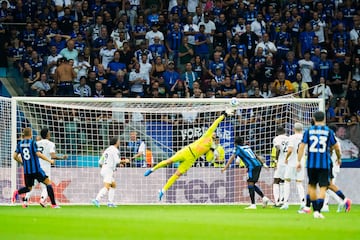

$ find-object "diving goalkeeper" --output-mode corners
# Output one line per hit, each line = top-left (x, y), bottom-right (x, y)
(144, 109), (234, 200)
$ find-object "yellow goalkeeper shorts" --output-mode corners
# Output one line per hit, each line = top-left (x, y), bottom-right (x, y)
(170, 147), (197, 174)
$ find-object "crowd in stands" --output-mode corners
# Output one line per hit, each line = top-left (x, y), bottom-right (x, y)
(2, 0), (360, 121)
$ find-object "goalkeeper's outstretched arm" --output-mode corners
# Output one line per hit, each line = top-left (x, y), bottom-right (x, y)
(203, 109), (234, 138)
(203, 114), (225, 138)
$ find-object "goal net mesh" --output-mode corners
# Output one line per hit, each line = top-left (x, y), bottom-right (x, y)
(2, 97), (322, 205)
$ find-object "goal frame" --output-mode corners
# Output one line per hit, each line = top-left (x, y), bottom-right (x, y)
(8, 97), (324, 205)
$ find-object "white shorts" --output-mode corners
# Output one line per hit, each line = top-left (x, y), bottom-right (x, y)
(100, 168), (115, 184)
(41, 166), (51, 179)
(273, 165), (286, 179)
(284, 165), (305, 181)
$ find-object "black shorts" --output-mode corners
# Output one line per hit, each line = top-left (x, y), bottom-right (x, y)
(307, 168), (330, 187)
(247, 166), (262, 183)
(24, 171), (48, 188)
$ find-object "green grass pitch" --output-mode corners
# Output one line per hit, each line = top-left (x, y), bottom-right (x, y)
(0, 205), (359, 240)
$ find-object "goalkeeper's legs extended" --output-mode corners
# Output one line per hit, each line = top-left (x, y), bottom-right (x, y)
(159, 170), (182, 201)
(153, 159), (173, 171)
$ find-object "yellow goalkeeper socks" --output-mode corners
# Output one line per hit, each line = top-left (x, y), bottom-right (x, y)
(163, 174), (180, 191)
(152, 160), (169, 171)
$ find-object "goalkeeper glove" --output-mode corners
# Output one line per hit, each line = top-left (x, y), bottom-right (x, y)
(222, 108), (235, 117)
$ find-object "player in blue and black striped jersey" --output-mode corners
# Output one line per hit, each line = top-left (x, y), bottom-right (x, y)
(222, 137), (271, 209)
(297, 111), (341, 219)
(12, 127), (60, 208)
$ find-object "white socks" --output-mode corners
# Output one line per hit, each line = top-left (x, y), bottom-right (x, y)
(96, 187), (109, 201)
(296, 182), (305, 203)
(273, 183), (280, 203)
(108, 188), (115, 203)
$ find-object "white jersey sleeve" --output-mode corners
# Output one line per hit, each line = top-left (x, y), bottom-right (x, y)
(331, 137), (342, 173)
(36, 139), (56, 172)
(287, 133), (304, 167)
(101, 146), (120, 172)
(273, 134), (289, 165)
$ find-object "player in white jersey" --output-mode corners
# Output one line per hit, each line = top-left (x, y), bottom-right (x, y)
(272, 126), (289, 206)
(322, 125), (351, 212)
(24, 128), (67, 207)
(281, 123), (306, 210)
(92, 137), (129, 207)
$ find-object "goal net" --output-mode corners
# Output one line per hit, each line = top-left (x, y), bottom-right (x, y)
(2, 97), (323, 205)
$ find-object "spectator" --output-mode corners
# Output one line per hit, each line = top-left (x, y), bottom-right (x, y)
(194, 24), (210, 64)
(133, 14), (148, 46)
(92, 27), (109, 58)
(148, 36), (167, 61)
(150, 56), (166, 84)
(129, 62), (146, 97)
(275, 23), (292, 61)
(88, 15), (105, 42)
(134, 40), (152, 63)
(162, 60), (180, 91)
(181, 62), (198, 91)
(299, 22), (315, 58)
(220, 75), (237, 98)
(255, 33), (277, 58)
(273, 71), (294, 96)
(107, 50), (127, 86)
(178, 36), (194, 72)
(74, 53), (91, 82)
(60, 39), (79, 64)
(292, 72), (311, 98)
(139, 54), (152, 87)
(127, 131), (146, 168)
(327, 62), (347, 106)
(214, 13), (227, 49)
(54, 58), (76, 96)
(110, 70), (129, 97)
(111, 21), (130, 44)
(58, 7), (74, 35)
(298, 51), (315, 87)
(312, 77), (333, 101)
(99, 39), (116, 69)
(93, 81), (105, 98)
(145, 22), (164, 46)
(345, 80), (360, 115)
(251, 13), (266, 40)
(74, 75), (92, 97)
(335, 125), (359, 159)
(23, 62), (40, 96)
(334, 97), (351, 123)
(119, 1), (137, 29)
(54, 0), (73, 18)
(282, 51), (298, 83)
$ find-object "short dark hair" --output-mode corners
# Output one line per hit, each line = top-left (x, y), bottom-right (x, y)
(110, 137), (119, 145)
(313, 111), (325, 122)
(276, 126), (285, 135)
(235, 136), (244, 146)
(40, 128), (49, 139)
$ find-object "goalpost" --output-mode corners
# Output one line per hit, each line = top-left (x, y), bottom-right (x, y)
(1, 96), (324, 205)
